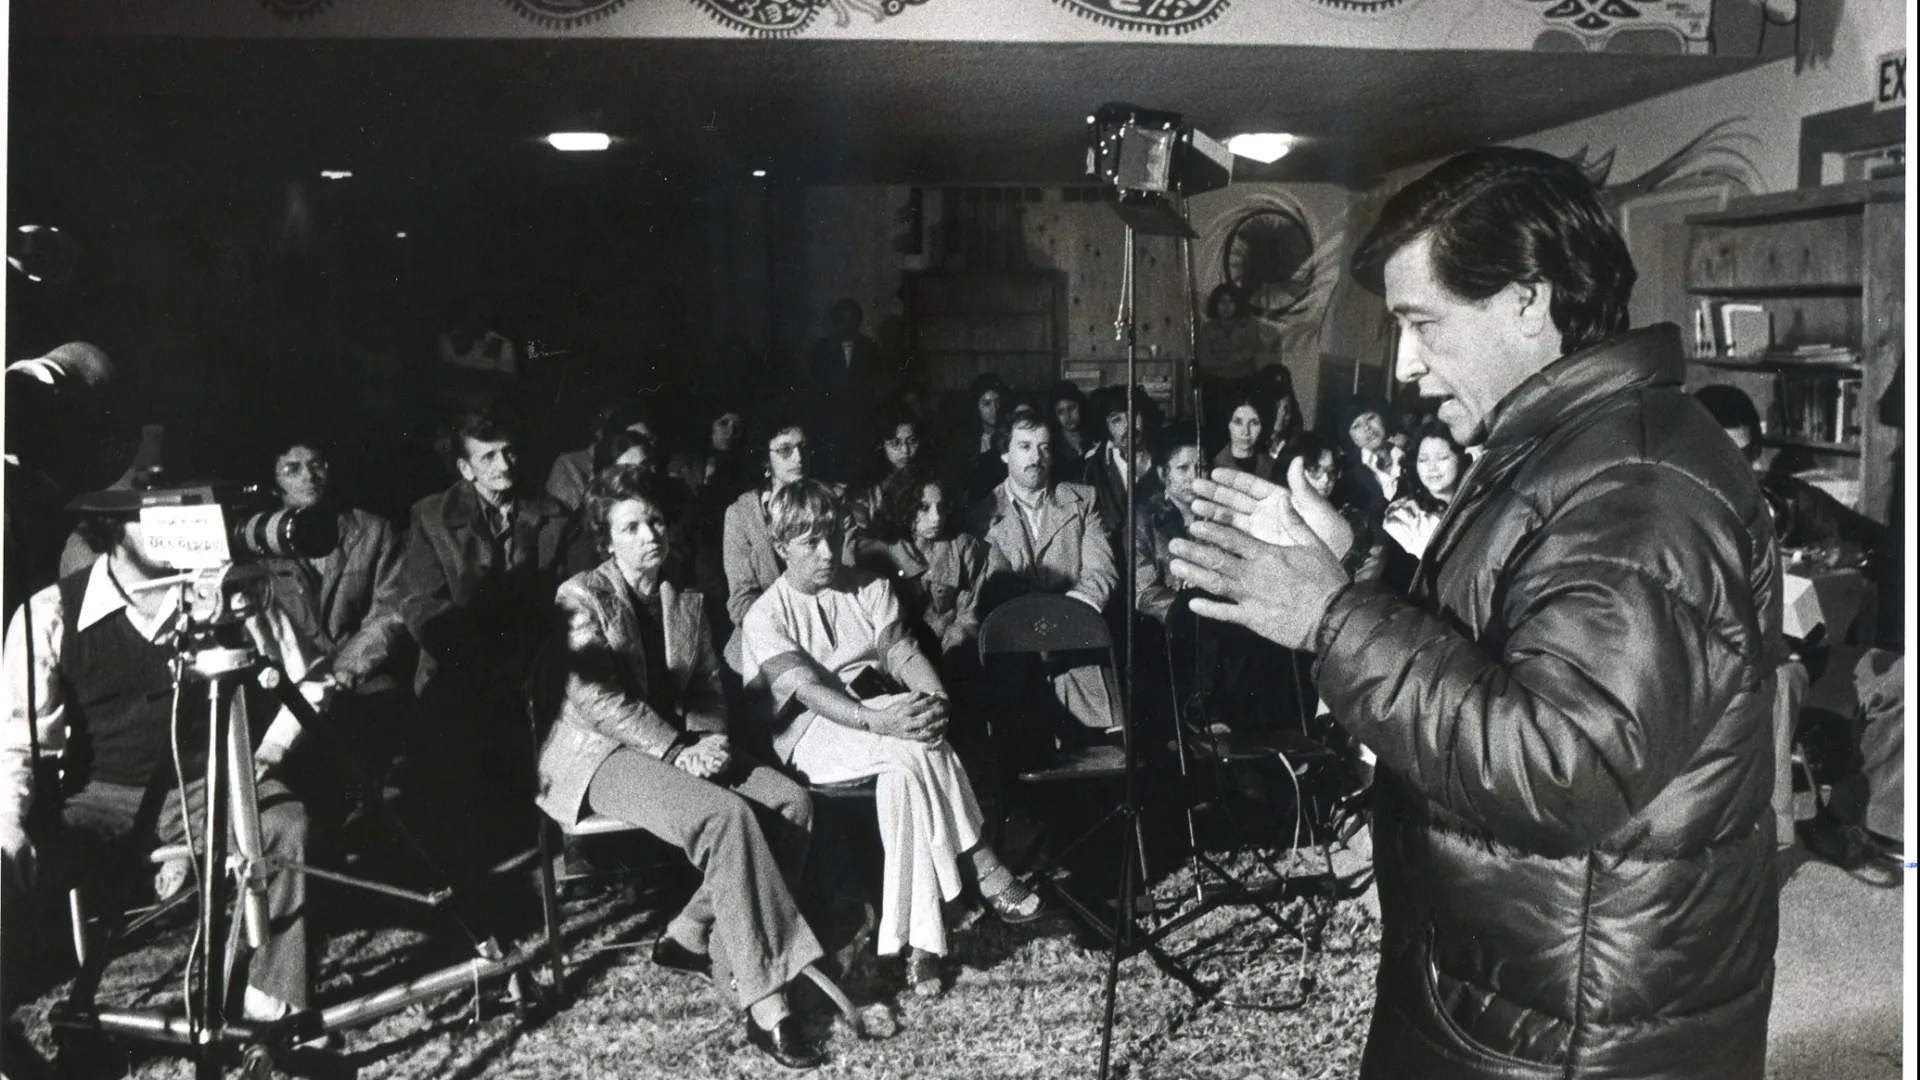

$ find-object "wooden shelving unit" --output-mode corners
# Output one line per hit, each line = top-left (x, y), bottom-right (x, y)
(1683, 177), (1903, 523)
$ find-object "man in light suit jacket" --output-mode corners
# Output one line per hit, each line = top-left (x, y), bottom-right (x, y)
(968, 414), (1118, 737)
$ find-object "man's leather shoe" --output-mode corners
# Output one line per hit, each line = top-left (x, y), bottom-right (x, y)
(746, 1015), (824, 1070)
(651, 936), (711, 977)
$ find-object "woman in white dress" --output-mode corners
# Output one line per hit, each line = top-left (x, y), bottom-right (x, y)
(741, 480), (1040, 999)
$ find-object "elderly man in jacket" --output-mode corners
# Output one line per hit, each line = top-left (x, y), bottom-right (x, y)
(1171, 147), (1781, 1080)
(969, 413), (1117, 742)
(334, 407), (581, 871)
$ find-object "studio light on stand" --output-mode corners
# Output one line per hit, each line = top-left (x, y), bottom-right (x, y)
(1074, 103), (1236, 1080)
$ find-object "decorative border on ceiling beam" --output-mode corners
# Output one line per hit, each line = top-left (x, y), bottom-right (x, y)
(1050, 0), (1230, 34)
(506, 0), (637, 29)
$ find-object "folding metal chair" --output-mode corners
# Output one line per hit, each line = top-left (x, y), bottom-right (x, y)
(976, 593), (1204, 994)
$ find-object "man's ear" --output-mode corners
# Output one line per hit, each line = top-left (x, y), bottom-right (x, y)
(454, 457), (476, 484)
(1510, 280), (1555, 340)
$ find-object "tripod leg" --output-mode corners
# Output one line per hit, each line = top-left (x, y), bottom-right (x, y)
(1096, 807), (1133, 1080)
(534, 821), (568, 1000)
(195, 682), (231, 1080)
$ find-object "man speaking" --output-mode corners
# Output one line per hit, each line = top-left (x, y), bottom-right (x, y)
(1171, 147), (1781, 1080)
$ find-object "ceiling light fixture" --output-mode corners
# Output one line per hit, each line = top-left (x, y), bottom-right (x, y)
(395, 231), (408, 239)
(1226, 133), (1297, 165)
(752, 169), (768, 178)
(546, 132), (611, 152)
(319, 169), (354, 180)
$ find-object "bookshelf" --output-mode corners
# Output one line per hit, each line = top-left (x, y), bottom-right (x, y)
(1683, 178), (1903, 523)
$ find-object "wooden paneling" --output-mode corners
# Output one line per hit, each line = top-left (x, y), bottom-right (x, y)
(1686, 213), (1864, 291)
(905, 270), (1065, 394)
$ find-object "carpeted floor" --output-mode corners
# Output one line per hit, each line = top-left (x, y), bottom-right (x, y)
(1766, 849), (1907, 1079)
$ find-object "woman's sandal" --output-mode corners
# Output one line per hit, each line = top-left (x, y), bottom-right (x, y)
(981, 877), (1045, 925)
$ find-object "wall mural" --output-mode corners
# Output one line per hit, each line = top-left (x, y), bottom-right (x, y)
(1194, 190), (1347, 379)
(1575, 115), (1764, 206)
(1513, 0), (1716, 54)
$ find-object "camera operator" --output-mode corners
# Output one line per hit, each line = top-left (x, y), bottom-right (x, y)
(2, 436), (331, 1029)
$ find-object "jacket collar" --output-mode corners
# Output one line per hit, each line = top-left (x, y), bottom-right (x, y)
(441, 479), (561, 533)
(991, 480), (1080, 552)
(589, 558), (689, 678)
(1481, 324), (1685, 451)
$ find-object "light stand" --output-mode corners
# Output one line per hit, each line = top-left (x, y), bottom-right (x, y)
(49, 571), (560, 1079)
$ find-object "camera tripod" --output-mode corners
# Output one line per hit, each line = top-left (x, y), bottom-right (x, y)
(46, 582), (562, 1080)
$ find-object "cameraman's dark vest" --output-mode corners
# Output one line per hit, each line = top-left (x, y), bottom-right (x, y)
(56, 568), (209, 789)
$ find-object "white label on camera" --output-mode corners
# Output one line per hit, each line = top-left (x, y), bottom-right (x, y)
(140, 506), (232, 569)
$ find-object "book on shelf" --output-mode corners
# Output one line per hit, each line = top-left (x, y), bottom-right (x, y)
(1692, 299), (1776, 359)
(1763, 343), (1857, 366)
(1773, 370), (1862, 447)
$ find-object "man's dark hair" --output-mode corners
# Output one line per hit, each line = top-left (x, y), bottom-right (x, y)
(1351, 146), (1635, 355)
(1205, 283), (1245, 322)
(830, 298), (864, 325)
(1155, 420), (1202, 468)
(75, 514), (128, 555)
(592, 427), (657, 474)
(435, 406), (518, 472)
(1694, 384), (1762, 436)
(585, 464), (679, 556)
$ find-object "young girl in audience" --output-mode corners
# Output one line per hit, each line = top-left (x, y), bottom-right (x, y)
(882, 476), (988, 662)
(954, 373), (1010, 505)
(1210, 389), (1276, 480)
(848, 410), (932, 569)
(1288, 430), (1385, 584)
(1381, 422), (1466, 562)
(741, 481), (1040, 1000)
(1262, 385), (1306, 473)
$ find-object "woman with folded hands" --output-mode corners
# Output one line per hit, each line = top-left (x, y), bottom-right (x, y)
(741, 480), (1041, 1000)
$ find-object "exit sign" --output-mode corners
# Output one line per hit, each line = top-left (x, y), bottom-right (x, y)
(1874, 49), (1905, 112)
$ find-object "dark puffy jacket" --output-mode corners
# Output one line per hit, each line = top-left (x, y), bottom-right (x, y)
(1315, 326), (1782, 1080)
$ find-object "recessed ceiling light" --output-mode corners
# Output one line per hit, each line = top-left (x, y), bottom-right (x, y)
(752, 169), (768, 178)
(395, 231), (408, 239)
(1226, 133), (1297, 165)
(547, 132), (611, 152)
(319, 169), (354, 180)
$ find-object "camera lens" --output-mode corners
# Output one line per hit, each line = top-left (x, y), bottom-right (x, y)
(231, 506), (339, 559)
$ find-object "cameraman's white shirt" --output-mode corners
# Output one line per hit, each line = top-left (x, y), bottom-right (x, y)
(1, 557), (326, 856)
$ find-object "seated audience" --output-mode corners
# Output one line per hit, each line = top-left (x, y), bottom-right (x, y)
(536, 466), (825, 1068)
(334, 406), (579, 869)
(670, 402), (753, 505)
(1260, 382), (1307, 474)
(883, 476), (989, 664)
(1694, 385), (1886, 566)
(1380, 421), (1467, 563)
(3, 437), (329, 1026)
(1336, 394), (1404, 515)
(1046, 380), (1095, 483)
(260, 435), (406, 827)
(847, 411), (933, 570)
(741, 481), (1040, 999)
(546, 396), (659, 512)
(1694, 385), (1903, 871)
(1086, 385), (1161, 539)
(1138, 423), (1297, 736)
(952, 373), (1010, 507)
(1289, 431), (1385, 584)
(1211, 389), (1276, 481)
(722, 416), (834, 672)
(969, 413), (1117, 733)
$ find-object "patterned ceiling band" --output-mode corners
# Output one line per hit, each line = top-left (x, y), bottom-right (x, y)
(506, 0), (637, 29)
(1052, 0), (1230, 35)
(688, 0), (827, 37)
(1305, 0), (1421, 12)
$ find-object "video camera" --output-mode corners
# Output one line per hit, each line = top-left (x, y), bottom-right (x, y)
(124, 483), (339, 636)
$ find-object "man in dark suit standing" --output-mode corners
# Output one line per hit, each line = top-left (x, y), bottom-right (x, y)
(806, 298), (887, 481)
